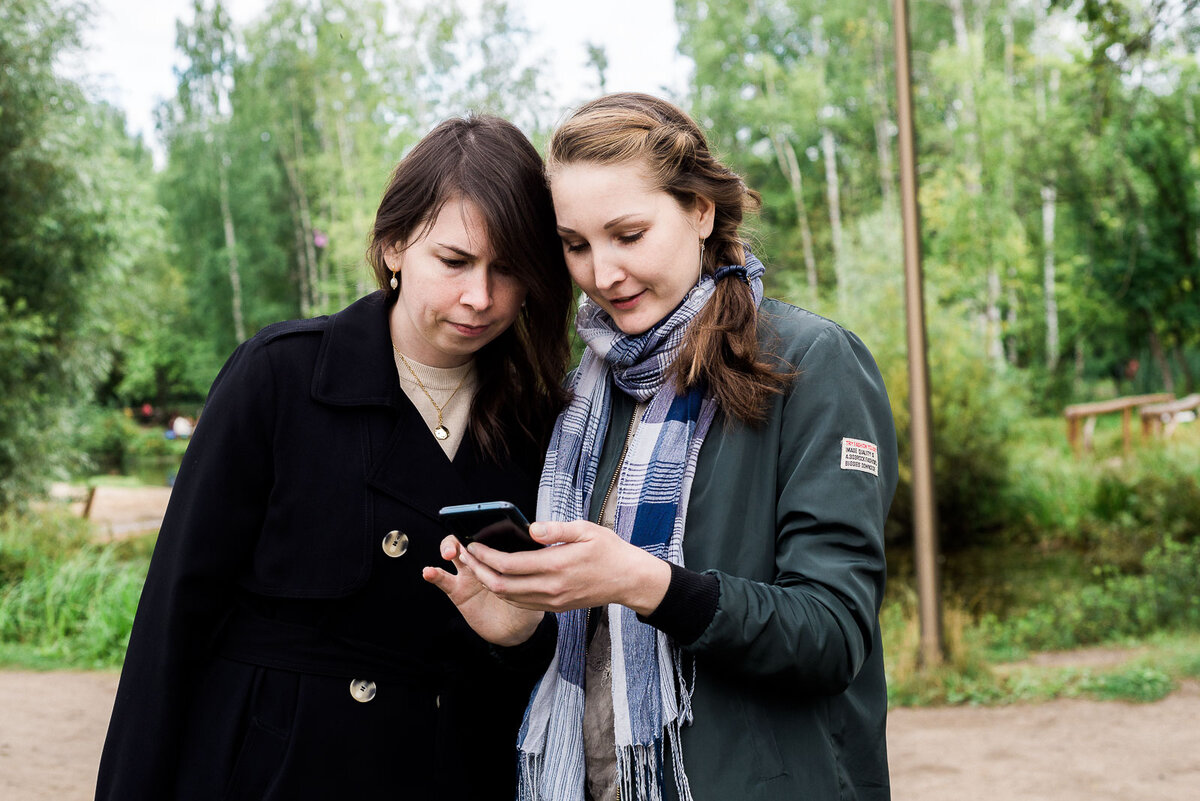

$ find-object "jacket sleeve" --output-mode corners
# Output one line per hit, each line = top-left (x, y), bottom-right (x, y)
(683, 325), (897, 694)
(95, 338), (277, 799)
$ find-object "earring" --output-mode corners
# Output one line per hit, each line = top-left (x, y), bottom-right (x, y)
(389, 269), (399, 291)
(699, 238), (706, 267)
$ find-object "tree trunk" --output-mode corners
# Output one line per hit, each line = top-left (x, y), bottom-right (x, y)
(1184, 86), (1200, 268)
(770, 134), (819, 298)
(1036, 13), (1062, 373)
(986, 269), (1004, 363)
(870, 12), (896, 208)
(282, 152), (317, 314)
(821, 125), (845, 309)
(217, 150), (246, 343)
(949, 0), (1000, 360)
(287, 187), (312, 317)
(1148, 327), (1175, 395)
(333, 112), (368, 307)
(762, 65), (818, 299)
(811, 15), (844, 309)
(1002, 0), (1018, 365)
(1042, 184), (1060, 371)
(289, 93), (322, 311)
(1173, 343), (1195, 394)
(1074, 339), (1086, 396)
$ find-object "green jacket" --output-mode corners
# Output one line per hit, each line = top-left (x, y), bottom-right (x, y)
(590, 298), (897, 801)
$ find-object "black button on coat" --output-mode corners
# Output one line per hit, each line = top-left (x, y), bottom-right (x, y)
(95, 292), (552, 800)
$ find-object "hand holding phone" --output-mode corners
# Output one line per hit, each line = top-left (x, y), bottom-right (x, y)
(437, 501), (543, 553)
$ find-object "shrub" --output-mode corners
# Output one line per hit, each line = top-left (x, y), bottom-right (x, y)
(0, 509), (150, 668)
(978, 537), (1200, 656)
(70, 406), (142, 474)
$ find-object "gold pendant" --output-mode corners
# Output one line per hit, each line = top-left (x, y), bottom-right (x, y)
(434, 425), (450, 441)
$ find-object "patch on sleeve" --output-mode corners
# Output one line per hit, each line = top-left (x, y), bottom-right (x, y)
(840, 437), (879, 476)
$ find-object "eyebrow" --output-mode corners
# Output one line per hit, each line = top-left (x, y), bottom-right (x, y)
(434, 242), (475, 259)
(557, 214), (645, 235)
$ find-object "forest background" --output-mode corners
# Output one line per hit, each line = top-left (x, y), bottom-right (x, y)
(2, 0), (1199, 702)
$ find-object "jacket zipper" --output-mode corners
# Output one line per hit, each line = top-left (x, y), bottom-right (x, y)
(597, 401), (642, 526)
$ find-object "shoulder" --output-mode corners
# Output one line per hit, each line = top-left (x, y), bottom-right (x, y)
(214, 309), (339, 390)
(243, 315), (330, 356)
(756, 297), (872, 366)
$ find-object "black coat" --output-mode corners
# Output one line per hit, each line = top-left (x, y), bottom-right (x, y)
(96, 293), (552, 800)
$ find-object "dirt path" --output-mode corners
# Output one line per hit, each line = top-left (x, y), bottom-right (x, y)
(1, 671), (1197, 800)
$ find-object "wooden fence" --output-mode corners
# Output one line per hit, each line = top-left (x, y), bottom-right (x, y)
(1063, 393), (1173, 455)
(1139, 393), (1200, 438)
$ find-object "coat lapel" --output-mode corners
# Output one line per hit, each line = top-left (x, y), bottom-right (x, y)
(310, 291), (538, 522)
(365, 400), (473, 522)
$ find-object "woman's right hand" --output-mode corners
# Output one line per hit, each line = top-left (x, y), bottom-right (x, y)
(422, 536), (544, 647)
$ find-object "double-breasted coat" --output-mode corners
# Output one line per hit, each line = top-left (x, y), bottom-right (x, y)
(96, 292), (552, 800)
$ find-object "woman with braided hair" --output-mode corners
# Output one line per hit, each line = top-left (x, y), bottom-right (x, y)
(425, 93), (898, 801)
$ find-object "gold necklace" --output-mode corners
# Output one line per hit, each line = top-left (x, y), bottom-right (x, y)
(392, 345), (469, 441)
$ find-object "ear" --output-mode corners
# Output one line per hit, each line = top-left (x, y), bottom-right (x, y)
(691, 194), (716, 239)
(383, 243), (403, 273)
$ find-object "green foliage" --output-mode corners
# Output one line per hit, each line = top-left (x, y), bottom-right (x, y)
(0, 1), (171, 509)
(883, 581), (1199, 707)
(67, 409), (189, 476)
(978, 538), (1200, 656)
(1078, 666), (1174, 703)
(69, 407), (142, 474)
(0, 509), (149, 667)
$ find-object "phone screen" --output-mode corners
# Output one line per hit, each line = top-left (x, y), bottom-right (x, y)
(437, 501), (542, 552)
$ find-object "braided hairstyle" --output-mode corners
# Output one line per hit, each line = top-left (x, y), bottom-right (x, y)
(548, 93), (785, 424)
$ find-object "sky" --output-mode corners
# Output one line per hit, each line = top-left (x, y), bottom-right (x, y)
(70, 0), (691, 164)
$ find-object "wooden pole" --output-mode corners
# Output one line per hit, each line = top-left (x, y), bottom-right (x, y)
(892, 0), (944, 667)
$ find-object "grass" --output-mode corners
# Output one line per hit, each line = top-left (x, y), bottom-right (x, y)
(883, 582), (1200, 707)
(0, 509), (150, 669)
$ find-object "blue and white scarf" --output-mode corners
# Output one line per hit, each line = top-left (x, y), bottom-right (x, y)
(517, 254), (766, 801)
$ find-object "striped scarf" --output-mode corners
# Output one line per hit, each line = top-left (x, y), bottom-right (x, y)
(517, 254), (766, 801)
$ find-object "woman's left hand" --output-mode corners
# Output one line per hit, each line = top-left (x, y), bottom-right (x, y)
(454, 520), (672, 615)
(422, 537), (545, 646)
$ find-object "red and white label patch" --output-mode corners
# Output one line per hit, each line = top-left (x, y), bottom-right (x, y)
(840, 437), (879, 476)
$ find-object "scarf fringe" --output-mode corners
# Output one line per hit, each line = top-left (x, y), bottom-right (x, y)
(616, 741), (665, 801)
(518, 751), (542, 801)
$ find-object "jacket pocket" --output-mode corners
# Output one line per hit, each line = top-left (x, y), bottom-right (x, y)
(223, 669), (299, 800)
(737, 694), (787, 781)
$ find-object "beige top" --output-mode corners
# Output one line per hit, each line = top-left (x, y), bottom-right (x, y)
(393, 353), (478, 459)
(584, 401), (646, 801)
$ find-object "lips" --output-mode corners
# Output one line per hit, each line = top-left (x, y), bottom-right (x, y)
(449, 321), (490, 336)
(607, 289), (645, 310)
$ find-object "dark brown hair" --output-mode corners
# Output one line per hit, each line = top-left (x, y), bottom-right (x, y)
(548, 93), (785, 424)
(367, 115), (572, 461)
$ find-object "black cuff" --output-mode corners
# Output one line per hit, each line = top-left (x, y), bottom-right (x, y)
(489, 613), (558, 674)
(637, 562), (720, 646)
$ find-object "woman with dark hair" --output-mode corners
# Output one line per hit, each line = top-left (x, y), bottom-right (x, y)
(431, 94), (898, 801)
(95, 114), (572, 801)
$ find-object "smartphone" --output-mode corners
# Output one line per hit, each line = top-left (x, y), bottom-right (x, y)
(437, 501), (543, 552)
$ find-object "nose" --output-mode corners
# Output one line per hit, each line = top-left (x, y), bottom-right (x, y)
(459, 265), (494, 312)
(591, 247), (626, 291)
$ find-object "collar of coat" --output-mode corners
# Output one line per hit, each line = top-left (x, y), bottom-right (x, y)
(311, 291), (403, 408)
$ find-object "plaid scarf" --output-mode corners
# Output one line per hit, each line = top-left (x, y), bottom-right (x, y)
(517, 254), (766, 801)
